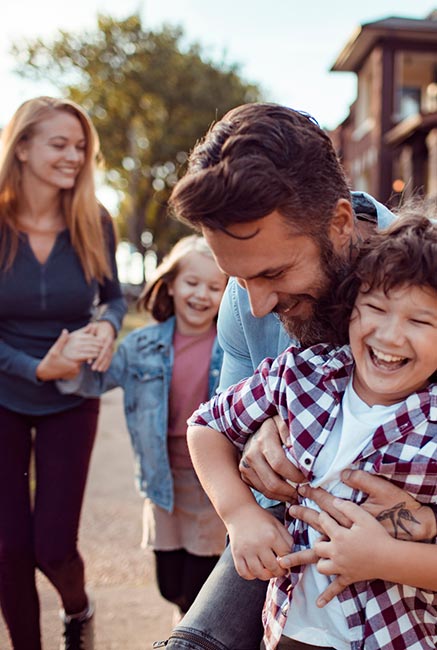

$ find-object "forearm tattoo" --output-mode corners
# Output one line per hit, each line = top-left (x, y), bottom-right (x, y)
(376, 502), (420, 538)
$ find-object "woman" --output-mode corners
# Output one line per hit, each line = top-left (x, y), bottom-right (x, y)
(0, 96), (126, 650)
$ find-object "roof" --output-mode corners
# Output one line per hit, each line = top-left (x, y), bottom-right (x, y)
(331, 14), (437, 72)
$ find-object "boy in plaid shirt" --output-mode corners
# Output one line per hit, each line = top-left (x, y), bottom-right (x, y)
(187, 207), (437, 650)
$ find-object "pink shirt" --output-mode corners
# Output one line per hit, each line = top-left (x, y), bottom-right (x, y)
(167, 325), (217, 468)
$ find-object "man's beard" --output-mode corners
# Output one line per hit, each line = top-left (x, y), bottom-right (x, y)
(277, 244), (350, 348)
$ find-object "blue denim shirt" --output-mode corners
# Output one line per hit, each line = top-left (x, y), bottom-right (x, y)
(58, 316), (223, 512)
(217, 191), (395, 508)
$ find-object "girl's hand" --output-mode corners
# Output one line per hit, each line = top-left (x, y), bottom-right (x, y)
(226, 503), (294, 581)
(37, 330), (82, 381)
(62, 327), (104, 363)
(84, 321), (116, 372)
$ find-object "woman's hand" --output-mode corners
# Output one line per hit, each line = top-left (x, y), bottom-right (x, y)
(83, 321), (116, 372)
(239, 415), (304, 502)
(36, 330), (82, 381)
(62, 327), (104, 364)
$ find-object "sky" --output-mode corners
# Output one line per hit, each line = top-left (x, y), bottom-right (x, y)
(2, 0), (436, 131)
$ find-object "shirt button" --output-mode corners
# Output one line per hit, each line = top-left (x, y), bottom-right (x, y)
(304, 458), (311, 465)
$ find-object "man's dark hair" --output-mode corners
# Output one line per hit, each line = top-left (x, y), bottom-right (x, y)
(169, 103), (351, 240)
(327, 201), (437, 344)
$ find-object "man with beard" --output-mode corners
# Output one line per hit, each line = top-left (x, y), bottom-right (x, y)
(158, 103), (411, 650)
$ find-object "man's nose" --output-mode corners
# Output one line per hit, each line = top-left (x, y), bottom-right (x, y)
(242, 280), (279, 318)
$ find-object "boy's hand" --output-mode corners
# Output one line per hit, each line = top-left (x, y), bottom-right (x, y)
(280, 499), (393, 608)
(239, 416), (304, 502)
(226, 503), (294, 581)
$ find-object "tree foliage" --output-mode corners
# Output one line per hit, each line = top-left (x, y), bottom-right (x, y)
(12, 14), (261, 257)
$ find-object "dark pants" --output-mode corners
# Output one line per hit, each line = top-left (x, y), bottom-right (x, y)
(162, 503), (285, 650)
(155, 550), (220, 614)
(0, 400), (99, 650)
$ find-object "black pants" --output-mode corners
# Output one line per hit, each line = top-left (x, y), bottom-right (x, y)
(0, 399), (99, 650)
(154, 549), (220, 613)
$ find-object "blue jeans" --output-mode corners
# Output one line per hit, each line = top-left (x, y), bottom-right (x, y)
(155, 504), (285, 650)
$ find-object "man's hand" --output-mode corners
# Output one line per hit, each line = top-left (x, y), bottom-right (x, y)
(239, 415), (304, 502)
(279, 470), (436, 542)
(36, 330), (82, 381)
(226, 503), (294, 581)
(343, 469), (437, 541)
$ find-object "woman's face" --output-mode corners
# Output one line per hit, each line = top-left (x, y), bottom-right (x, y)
(17, 111), (87, 192)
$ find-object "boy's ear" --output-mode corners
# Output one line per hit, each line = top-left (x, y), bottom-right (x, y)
(329, 199), (355, 253)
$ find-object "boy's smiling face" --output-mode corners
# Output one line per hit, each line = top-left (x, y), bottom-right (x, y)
(349, 284), (437, 406)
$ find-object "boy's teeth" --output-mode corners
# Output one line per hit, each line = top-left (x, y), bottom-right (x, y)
(372, 348), (404, 363)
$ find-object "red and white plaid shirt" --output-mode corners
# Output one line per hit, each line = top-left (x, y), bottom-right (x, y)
(189, 343), (437, 650)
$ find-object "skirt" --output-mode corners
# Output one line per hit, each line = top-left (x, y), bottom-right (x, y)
(142, 467), (227, 556)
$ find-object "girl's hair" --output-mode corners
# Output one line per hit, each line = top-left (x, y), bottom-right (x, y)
(138, 235), (223, 321)
(328, 200), (437, 344)
(0, 96), (110, 282)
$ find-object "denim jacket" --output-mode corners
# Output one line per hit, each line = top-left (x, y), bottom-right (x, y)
(58, 316), (223, 512)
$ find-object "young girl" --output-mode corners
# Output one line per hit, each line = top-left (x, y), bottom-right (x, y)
(187, 207), (437, 650)
(59, 235), (228, 623)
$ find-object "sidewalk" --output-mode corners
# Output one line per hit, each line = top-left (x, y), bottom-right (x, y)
(0, 388), (174, 650)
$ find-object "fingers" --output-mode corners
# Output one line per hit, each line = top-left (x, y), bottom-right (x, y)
(278, 547), (319, 570)
(288, 503), (325, 534)
(341, 469), (392, 499)
(315, 576), (352, 608)
(49, 329), (70, 355)
(239, 454), (297, 501)
(298, 486), (353, 528)
(91, 340), (114, 372)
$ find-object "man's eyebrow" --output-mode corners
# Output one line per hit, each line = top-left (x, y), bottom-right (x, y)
(245, 264), (290, 281)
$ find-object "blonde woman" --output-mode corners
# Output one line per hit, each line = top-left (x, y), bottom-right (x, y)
(0, 97), (126, 650)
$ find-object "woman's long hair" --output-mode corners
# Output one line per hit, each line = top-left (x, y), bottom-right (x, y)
(0, 96), (111, 282)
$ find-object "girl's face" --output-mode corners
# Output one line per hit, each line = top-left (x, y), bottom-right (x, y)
(349, 284), (437, 406)
(16, 111), (86, 192)
(169, 251), (227, 335)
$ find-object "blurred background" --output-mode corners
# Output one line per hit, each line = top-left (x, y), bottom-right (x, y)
(2, 0), (437, 298)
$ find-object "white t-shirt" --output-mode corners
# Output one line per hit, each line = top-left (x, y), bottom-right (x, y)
(284, 377), (402, 649)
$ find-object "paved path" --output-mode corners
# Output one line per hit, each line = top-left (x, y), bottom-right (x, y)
(0, 388), (174, 649)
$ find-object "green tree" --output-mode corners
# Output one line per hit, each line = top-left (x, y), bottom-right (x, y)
(12, 14), (261, 258)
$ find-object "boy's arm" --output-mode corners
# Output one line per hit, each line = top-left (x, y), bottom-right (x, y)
(188, 424), (294, 580)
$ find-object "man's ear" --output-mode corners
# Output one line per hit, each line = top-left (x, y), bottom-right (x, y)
(329, 199), (355, 253)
